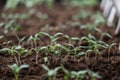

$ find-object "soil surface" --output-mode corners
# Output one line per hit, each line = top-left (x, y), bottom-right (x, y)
(0, 4), (120, 80)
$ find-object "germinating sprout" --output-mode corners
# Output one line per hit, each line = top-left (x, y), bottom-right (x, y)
(60, 65), (71, 80)
(16, 36), (26, 45)
(8, 64), (29, 80)
(46, 43), (69, 56)
(42, 64), (60, 80)
(104, 43), (117, 62)
(0, 45), (27, 65)
(64, 35), (80, 44)
(61, 65), (102, 80)
(71, 69), (102, 80)
(38, 32), (63, 44)
(80, 34), (109, 60)
(28, 33), (40, 48)
(30, 46), (49, 64)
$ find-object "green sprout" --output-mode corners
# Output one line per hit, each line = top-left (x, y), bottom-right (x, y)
(38, 32), (63, 44)
(28, 33), (40, 48)
(70, 70), (88, 80)
(105, 43), (116, 62)
(16, 36), (26, 45)
(42, 64), (60, 80)
(64, 43), (80, 56)
(30, 46), (49, 64)
(87, 69), (102, 80)
(61, 65), (71, 80)
(8, 64), (29, 80)
(49, 44), (69, 55)
(0, 45), (27, 65)
(70, 69), (102, 80)
(64, 35), (80, 44)
(80, 34), (107, 60)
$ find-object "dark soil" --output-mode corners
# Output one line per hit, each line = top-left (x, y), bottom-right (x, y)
(0, 4), (120, 80)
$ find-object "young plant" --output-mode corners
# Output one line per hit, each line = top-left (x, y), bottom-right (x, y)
(0, 45), (27, 65)
(106, 43), (116, 62)
(70, 70), (88, 80)
(64, 43), (80, 56)
(80, 34), (107, 60)
(28, 33), (40, 48)
(42, 64), (60, 80)
(64, 35), (80, 44)
(30, 46), (49, 64)
(87, 69), (102, 80)
(48, 43), (69, 56)
(61, 65), (71, 80)
(71, 69), (102, 80)
(38, 32), (63, 44)
(8, 64), (29, 80)
(16, 36), (26, 45)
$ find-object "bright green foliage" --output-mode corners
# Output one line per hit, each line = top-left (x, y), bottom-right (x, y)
(8, 64), (29, 80)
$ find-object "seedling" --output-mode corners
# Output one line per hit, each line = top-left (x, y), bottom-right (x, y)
(70, 70), (88, 80)
(28, 33), (40, 48)
(31, 46), (49, 64)
(105, 43), (116, 62)
(64, 43), (80, 56)
(16, 36), (26, 45)
(42, 64), (60, 80)
(46, 43), (69, 56)
(8, 63), (29, 80)
(0, 45), (27, 65)
(64, 35), (80, 44)
(87, 69), (102, 80)
(80, 34), (108, 60)
(38, 32), (63, 44)
(61, 65), (71, 80)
